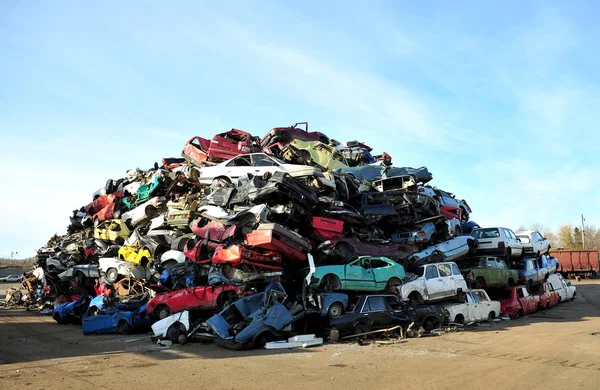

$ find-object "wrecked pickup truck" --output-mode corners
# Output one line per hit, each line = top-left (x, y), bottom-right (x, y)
(206, 280), (306, 350)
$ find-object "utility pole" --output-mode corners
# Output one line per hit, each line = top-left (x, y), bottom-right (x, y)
(581, 214), (586, 250)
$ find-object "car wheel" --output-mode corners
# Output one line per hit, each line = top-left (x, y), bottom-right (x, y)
(454, 314), (465, 324)
(488, 312), (495, 321)
(115, 237), (125, 246)
(475, 277), (486, 289)
(505, 248), (512, 261)
(298, 150), (311, 165)
(106, 268), (119, 283)
(423, 317), (440, 332)
(508, 278), (516, 286)
(521, 249), (526, 259)
(327, 302), (344, 319)
(408, 292), (422, 308)
(536, 251), (540, 258)
(157, 306), (170, 320)
(321, 274), (341, 292)
(385, 277), (401, 293)
(118, 320), (131, 334)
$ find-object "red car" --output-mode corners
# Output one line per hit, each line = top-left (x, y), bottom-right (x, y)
(85, 190), (123, 223)
(212, 244), (282, 270)
(207, 129), (261, 161)
(530, 282), (560, 311)
(244, 223), (311, 262)
(260, 122), (330, 153)
(182, 136), (211, 165)
(489, 286), (539, 318)
(146, 284), (242, 319)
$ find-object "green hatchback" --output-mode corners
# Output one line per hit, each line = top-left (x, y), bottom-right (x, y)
(460, 256), (518, 288)
(312, 256), (406, 292)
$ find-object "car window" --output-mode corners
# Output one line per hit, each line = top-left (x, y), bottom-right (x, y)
(363, 297), (386, 312)
(517, 288), (524, 298)
(486, 259), (497, 269)
(226, 156), (252, 167)
(415, 266), (425, 277)
(517, 235), (530, 244)
(438, 264), (452, 277)
(474, 291), (488, 302)
(425, 266), (439, 279)
(471, 292), (481, 303)
(370, 259), (391, 268)
(502, 229), (512, 239)
(385, 296), (404, 311)
(251, 154), (279, 167)
(451, 263), (461, 275)
(472, 228), (500, 239)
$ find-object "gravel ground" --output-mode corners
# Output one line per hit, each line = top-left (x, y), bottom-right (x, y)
(1, 280), (599, 390)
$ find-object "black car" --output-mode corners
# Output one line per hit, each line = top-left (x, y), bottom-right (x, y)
(329, 293), (447, 335)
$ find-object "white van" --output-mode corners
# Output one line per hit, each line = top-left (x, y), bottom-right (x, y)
(547, 273), (576, 302)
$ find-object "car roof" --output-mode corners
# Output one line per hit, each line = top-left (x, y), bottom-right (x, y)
(515, 231), (535, 236)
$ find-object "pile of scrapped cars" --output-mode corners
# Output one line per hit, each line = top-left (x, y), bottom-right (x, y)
(14, 122), (576, 349)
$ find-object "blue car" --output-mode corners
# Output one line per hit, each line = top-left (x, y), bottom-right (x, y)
(52, 295), (92, 325)
(207, 280), (305, 350)
(82, 303), (154, 335)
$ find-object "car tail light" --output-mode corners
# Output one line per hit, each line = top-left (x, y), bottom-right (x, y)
(519, 276), (526, 280)
(498, 241), (505, 249)
(418, 231), (426, 236)
(183, 214), (190, 219)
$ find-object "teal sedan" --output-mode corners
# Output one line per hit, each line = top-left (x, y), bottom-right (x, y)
(312, 256), (406, 292)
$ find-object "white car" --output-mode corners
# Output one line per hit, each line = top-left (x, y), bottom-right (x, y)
(398, 262), (468, 307)
(98, 257), (151, 283)
(547, 273), (576, 302)
(121, 196), (166, 227)
(471, 227), (525, 259)
(0, 275), (21, 282)
(408, 236), (478, 264)
(151, 310), (194, 344)
(441, 289), (501, 324)
(515, 231), (550, 257)
(195, 153), (322, 185)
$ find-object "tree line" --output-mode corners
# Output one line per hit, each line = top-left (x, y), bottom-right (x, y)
(516, 223), (600, 251)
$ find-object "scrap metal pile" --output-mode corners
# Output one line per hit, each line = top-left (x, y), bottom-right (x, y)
(17, 121), (529, 349)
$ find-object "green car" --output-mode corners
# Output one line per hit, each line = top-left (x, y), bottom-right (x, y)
(460, 256), (518, 288)
(166, 209), (199, 230)
(124, 176), (161, 209)
(282, 139), (348, 171)
(312, 256), (406, 292)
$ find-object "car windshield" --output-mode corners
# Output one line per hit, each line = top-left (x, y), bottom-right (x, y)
(270, 155), (288, 165)
(472, 228), (500, 239)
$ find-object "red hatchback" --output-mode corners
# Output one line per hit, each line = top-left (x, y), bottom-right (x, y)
(182, 136), (211, 165)
(530, 282), (560, 311)
(207, 129), (261, 161)
(146, 284), (242, 319)
(489, 286), (539, 318)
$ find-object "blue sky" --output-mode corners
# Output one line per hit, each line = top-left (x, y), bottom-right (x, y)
(1, 1), (599, 257)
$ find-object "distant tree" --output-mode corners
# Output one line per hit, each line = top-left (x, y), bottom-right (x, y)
(557, 224), (574, 249)
(517, 224), (527, 232)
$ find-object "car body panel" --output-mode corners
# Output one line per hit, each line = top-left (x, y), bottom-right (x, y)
(488, 286), (538, 317)
(515, 231), (551, 255)
(146, 284), (242, 315)
(312, 256), (406, 291)
(94, 219), (131, 244)
(398, 262), (468, 303)
(282, 139), (348, 170)
(460, 256), (519, 288)
(472, 227), (524, 258)
(441, 290), (501, 323)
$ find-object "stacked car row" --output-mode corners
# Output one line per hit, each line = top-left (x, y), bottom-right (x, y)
(17, 122), (572, 348)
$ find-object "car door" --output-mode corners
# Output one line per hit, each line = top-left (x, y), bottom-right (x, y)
(474, 290), (493, 319)
(250, 154), (281, 177)
(492, 258), (505, 285)
(344, 259), (373, 290)
(436, 263), (454, 298)
(464, 293), (478, 322)
(370, 258), (396, 290)
(223, 156), (253, 180)
(424, 265), (444, 299)
(361, 296), (392, 329)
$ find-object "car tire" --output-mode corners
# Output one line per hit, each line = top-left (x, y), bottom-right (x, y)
(475, 277), (486, 289)
(454, 314), (465, 324)
(506, 248), (512, 261)
(521, 249), (526, 259)
(385, 277), (401, 293)
(408, 292), (423, 308)
(115, 237), (125, 246)
(536, 251), (540, 258)
(106, 268), (119, 283)
(321, 274), (341, 292)
(488, 312), (495, 321)
(423, 317), (440, 332)
(327, 302), (344, 319)
(157, 306), (170, 320)
(118, 320), (131, 335)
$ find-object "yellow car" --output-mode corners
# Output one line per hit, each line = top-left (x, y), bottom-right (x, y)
(94, 219), (131, 245)
(282, 139), (348, 171)
(118, 245), (151, 266)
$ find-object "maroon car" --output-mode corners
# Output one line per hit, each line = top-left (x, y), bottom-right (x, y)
(147, 284), (243, 319)
(182, 136), (211, 165)
(261, 122), (330, 154)
(207, 129), (261, 161)
(315, 237), (419, 264)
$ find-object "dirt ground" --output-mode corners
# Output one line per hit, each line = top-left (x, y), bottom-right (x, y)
(1, 280), (600, 390)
